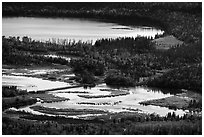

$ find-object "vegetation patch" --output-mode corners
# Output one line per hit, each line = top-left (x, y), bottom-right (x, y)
(152, 35), (184, 50)
(2, 111), (202, 135)
(2, 96), (37, 111)
(2, 86), (27, 97)
(139, 91), (202, 111)
(30, 105), (108, 116)
(78, 92), (129, 99)
(29, 93), (69, 103)
(139, 96), (190, 110)
(105, 70), (136, 87)
(78, 101), (122, 106)
(100, 88), (129, 95)
(147, 64), (202, 93)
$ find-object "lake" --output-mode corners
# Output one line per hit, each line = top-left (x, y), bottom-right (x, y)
(2, 17), (164, 43)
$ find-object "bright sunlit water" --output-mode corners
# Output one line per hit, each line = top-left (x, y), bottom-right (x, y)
(2, 17), (164, 43)
(40, 84), (187, 117)
(2, 75), (70, 92)
(2, 74), (187, 117)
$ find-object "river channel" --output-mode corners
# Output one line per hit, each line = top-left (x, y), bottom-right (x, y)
(3, 73), (188, 117)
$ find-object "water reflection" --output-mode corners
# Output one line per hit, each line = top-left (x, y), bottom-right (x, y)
(2, 75), (70, 92)
(3, 17), (164, 43)
(3, 75), (187, 117)
(39, 84), (187, 116)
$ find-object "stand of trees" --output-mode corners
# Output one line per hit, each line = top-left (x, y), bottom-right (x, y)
(2, 86), (37, 110)
(147, 64), (202, 93)
(105, 69), (135, 87)
(2, 34), (202, 91)
(2, 111), (202, 135)
(2, 86), (27, 97)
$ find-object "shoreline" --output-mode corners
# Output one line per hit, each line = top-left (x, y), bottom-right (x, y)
(139, 92), (202, 113)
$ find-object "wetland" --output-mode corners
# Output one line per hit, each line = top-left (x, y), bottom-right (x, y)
(2, 2), (202, 135)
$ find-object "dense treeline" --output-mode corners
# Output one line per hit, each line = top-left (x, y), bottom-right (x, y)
(2, 111), (202, 135)
(158, 39), (202, 67)
(2, 36), (85, 66)
(2, 86), (27, 97)
(2, 86), (37, 110)
(95, 37), (154, 53)
(2, 35), (202, 90)
(70, 56), (105, 76)
(70, 37), (156, 85)
(105, 69), (135, 87)
(2, 36), (92, 55)
(147, 64), (202, 93)
(2, 96), (37, 111)
(3, 53), (69, 66)
(3, 3), (201, 18)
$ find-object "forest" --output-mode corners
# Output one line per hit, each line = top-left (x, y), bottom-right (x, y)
(2, 110), (202, 135)
(2, 34), (201, 92)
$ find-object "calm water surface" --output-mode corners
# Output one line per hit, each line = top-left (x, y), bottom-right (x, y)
(40, 84), (187, 117)
(2, 17), (164, 43)
(2, 75), (187, 116)
(2, 75), (70, 92)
